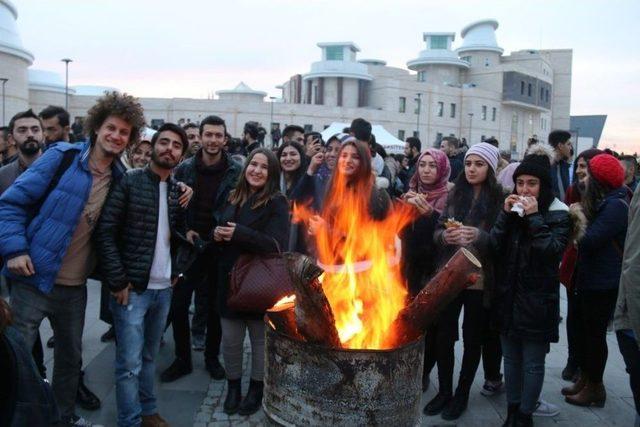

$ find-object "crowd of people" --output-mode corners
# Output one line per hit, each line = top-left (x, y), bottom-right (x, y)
(0, 91), (638, 427)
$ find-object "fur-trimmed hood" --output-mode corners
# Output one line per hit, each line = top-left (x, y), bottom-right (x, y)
(525, 143), (556, 165)
(568, 202), (587, 243)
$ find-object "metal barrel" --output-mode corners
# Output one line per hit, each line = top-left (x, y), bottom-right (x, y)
(263, 325), (424, 426)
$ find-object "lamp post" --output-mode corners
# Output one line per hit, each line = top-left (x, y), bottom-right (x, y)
(269, 96), (276, 148)
(0, 78), (7, 126)
(468, 112), (474, 143)
(414, 93), (422, 138)
(61, 58), (72, 111)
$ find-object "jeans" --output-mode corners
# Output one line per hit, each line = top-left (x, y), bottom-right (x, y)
(220, 318), (265, 381)
(10, 282), (86, 419)
(110, 288), (172, 427)
(576, 288), (618, 383)
(616, 331), (640, 417)
(501, 334), (549, 415)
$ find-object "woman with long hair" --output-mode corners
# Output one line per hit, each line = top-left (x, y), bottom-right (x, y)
(426, 142), (505, 421)
(564, 153), (629, 407)
(400, 148), (451, 391)
(213, 148), (290, 416)
(491, 145), (571, 426)
(276, 141), (306, 197)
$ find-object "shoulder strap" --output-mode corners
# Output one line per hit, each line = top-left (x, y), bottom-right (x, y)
(36, 150), (78, 212)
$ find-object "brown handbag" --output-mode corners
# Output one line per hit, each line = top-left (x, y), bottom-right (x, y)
(227, 239), (294, 313)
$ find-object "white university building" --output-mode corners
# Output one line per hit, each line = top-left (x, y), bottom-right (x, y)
(1, 0), (572, 158)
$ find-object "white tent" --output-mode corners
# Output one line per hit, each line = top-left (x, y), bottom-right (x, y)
(320, 122), (405, 155)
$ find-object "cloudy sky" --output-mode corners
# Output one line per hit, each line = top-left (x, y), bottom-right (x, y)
(15, 0), (640, 153)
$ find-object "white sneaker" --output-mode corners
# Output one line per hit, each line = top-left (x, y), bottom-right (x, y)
(480, 379), (504, 396)
(66, 414), (102, 426)
(533, 399), (560, 417)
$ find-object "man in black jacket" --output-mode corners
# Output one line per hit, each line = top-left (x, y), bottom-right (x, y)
(161, 115), (241, 383)
(95, 123), (191, 427)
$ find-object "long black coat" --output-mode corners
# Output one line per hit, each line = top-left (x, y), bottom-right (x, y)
(95, 167), (190, 293)
(214, 193), (290, 319)
(490, 198), (571, 343)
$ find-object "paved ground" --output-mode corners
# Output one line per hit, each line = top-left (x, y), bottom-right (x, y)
(23, 280), (638, 426)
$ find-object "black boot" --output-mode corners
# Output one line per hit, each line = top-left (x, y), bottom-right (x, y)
(223, 379), (242, 415)
(423, 392), (452, 415)
(238, 379), (264, 416)
(441, 390), (469, 420)
(502, 403), (519, 427)
(160, 358), (193, 383)
(100, 326), (116, 343)
(76, 371), (101, 411)
(206, 357), (226, 380)
(514, 410), (533, 427)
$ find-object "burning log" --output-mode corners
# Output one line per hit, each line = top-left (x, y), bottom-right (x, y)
(265, 298), (305, 342)
(387, 248), (482, 347)
(284, 253), (342, 348)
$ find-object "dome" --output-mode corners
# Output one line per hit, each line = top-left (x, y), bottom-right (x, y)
(0, 0), (34, 63)
(456, 19), (503, 55)
(72, 85), (119, 96)
(28, 69), (73, 94)
(407, 33), (470, 70)
(216, 82), (267, 97)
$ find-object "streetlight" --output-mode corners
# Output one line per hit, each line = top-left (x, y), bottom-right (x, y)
(468, 112), (474, 143)
(0, 78), (7, 126)
(269, 96), (276, 148)
(61, 58), (72, 111)
(414, 93), (422, 138)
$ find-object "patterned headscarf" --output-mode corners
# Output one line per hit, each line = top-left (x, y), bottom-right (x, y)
(409, 148), (451, 213)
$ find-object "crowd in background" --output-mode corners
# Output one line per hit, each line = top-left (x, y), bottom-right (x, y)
(0, 91), (638, 427)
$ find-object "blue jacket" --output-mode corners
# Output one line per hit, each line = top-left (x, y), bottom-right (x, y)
(576, 187), (629, 291)
(550, 159), (571, 200)
(0, 142), (122, 293)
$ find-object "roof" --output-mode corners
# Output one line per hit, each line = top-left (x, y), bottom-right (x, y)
(320, 122), (405, 154)
(317, 42), (361, 52)
(28, 69), (73, 94)
(215, 82), (267, 97)
(570, 115), (608, 147)
(457, 19), (503, 55)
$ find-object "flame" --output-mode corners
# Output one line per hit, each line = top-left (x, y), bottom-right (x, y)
(273, 294), (296, 308)
(295, 170), (417, 349)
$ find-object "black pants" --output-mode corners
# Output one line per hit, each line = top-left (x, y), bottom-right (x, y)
(99, 282), (113, 326)
(576, 288), (618, 383)
(167, 248), (221, 365)
(435, 290), (498, 394)
(565, 286), (580, 368)
(616, 331), (640, 415)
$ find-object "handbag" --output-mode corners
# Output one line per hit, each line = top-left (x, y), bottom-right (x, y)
(227, 238), (293, 313)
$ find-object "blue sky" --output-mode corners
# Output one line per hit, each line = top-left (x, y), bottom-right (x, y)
(15, 0), (640, 153)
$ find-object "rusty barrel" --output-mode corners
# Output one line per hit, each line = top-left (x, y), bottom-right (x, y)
(263, 325), (424, 426)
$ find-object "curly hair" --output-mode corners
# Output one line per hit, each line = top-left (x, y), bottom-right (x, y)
(84, 91), (145, 146)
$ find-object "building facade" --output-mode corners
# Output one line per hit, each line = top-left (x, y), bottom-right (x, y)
(0, 1), (572, 158)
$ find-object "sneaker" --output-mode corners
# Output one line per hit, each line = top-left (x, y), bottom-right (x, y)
(63, 414), (99, 426)
(192, 335), (205, 351)
(533, 399), (560, 417)
(480, 379), (504, 396)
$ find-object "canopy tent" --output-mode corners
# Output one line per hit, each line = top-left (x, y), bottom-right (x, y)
(320, 122), (405, 155)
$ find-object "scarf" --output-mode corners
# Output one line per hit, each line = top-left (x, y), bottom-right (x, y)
(409, 148), (451, 213)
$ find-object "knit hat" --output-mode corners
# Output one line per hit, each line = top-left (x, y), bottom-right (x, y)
(589, 153), (625, 189)
(465, 142), (500, 173)
(513, 143), (553, 188)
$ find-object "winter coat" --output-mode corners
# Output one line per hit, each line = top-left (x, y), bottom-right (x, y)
(0, 159), (26, 196)
(550, 159), (571, 200)
(401, 211), (440, 296)
(448, 152), (464, 183)
(173, 150), (242, 236)
(0, 142), (123, 293)
(576, 187), (629, 292)
(491, 198), (571, 342)
(94, 167), (190, 293)
(214, 193), (290, 319)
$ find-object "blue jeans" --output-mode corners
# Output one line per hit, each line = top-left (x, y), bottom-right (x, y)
(110, 288), (172, 427)
(500, 334), (549, 415)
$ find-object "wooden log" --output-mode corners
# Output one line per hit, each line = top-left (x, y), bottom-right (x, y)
(387, 248), (482, 347)
(284, 253), (342, 348)
(265, 302), (305, 342)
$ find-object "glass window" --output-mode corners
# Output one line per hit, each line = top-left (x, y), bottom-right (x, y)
(303, 124), (313, 132)
(417, 71), (426, 82)
(482, 105), (487, 121)
(450, 103), (456, 118)
(326, 46), (343, 60)
(528, 83), (532, 97)
(492, 107), (497, 122)
(413, 131), (419, 138)
(462, 56), (471, 63)
(546, 89), (550, 102)
(399, 97), (406, 113)
(436, 132), (443, 144)
(430, 36), (448, 50)
(398, 130), (405, 140)
(540, 87), (544, 100)
(437, 102), (444, 117)
(520, 81), (525, 95)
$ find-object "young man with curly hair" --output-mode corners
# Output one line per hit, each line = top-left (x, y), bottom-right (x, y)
(0, 92), (145, 427)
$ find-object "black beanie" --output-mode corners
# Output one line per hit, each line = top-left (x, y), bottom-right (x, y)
(513, 148), (552, 189)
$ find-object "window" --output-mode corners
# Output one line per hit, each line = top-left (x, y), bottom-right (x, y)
(437, 102), (444, 117)
(398, 130), (405, 140)
(520, 81), (525, 95)
(326, 46), (343, 60)
(540, 87), (544, 100)
(436, 132), (443, 144)
(484, 58), (490, 67)
(527, 83), (532, 97)
(545, 89), (550, 102)
(337, 77), (343, 107)
(303, 124), (313, 132)
(450, 103), (456, 118)
(492, 107), (497, 122)
(482, 105), (487, 121)
(481, 135), (486, 141)
(399, 97), (406, 113)
(430, 36), (448, 50)
(417, 71), (426, 82)
(413, 131), (419, 138)
(462, 56), (471, 63)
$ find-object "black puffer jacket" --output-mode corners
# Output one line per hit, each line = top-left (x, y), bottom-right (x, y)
(95, 167), (189, 293)
(490, 198), (571, 343)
